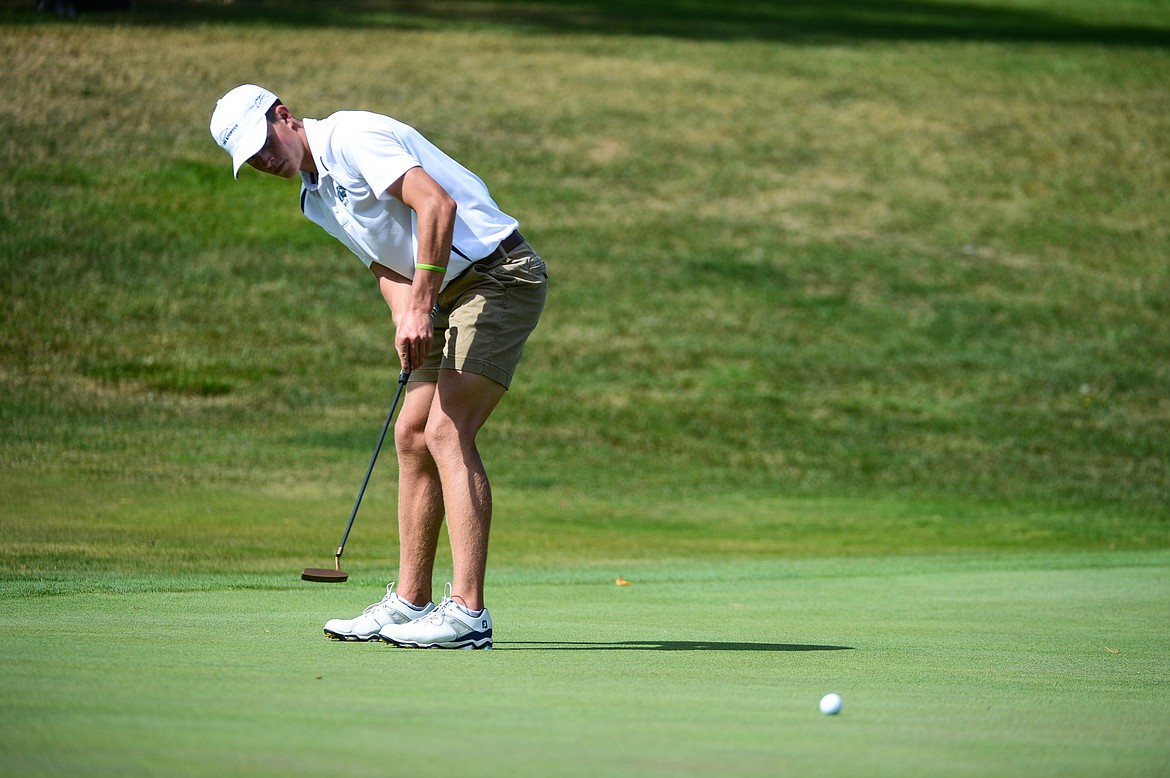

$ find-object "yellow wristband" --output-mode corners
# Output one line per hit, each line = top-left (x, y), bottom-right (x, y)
(415, 263), (447, 273)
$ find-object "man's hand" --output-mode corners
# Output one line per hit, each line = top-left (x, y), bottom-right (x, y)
(396, 304), (434, 371)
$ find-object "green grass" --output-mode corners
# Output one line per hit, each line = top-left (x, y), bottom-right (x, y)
(2, 553), (1168, 777)
(2, 0), (1170, 774)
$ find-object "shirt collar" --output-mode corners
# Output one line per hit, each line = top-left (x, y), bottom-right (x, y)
(300, 117), (332, 189)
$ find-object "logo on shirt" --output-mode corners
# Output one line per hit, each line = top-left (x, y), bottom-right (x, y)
(336, 185), (349, 206)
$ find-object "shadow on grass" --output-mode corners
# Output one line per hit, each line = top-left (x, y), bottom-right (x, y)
(11, 0), (1170, 48)
(499, 640), (854, 652)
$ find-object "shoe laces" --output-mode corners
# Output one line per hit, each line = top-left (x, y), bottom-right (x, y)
(363, 582), (398, 616)
(418, 582), (457, 625)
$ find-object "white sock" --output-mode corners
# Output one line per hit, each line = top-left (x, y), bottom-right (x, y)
(399, 597), (429, 612)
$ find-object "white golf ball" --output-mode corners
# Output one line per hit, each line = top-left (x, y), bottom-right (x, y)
(819, 693), (843, 715)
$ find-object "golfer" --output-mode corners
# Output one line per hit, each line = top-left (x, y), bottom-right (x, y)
(210, 85), (547, 649)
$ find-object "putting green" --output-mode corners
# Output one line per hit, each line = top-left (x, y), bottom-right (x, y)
(2, 552), (1166, 776)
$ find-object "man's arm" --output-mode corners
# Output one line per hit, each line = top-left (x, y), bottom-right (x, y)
(381, 166), (457, 371)
(370, 261), (412, 326)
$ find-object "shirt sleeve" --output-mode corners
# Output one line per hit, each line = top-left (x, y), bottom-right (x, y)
(335, 120), (420, 201)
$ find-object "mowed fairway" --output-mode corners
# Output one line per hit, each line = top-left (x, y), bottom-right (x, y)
(3, 554), (1167, 777)
(2, 0), (1170, 775)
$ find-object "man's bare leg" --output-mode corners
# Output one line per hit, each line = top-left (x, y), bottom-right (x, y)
(393, 381), (444, 608)
(425, 368), (506, 612)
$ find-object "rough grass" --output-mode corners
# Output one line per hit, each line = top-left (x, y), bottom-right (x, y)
(3, 7), (1169, 519)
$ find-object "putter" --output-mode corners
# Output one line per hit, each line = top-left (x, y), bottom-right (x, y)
(302, 369), (410, 583)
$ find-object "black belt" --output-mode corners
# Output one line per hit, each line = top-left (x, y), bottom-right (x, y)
(479, 230), (524, 262)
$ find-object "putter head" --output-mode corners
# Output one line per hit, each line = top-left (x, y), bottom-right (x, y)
(302, 567), (349, 583)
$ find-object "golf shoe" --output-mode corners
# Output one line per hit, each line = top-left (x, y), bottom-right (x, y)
(378, 584), (492, 650)
(323, 582), (435, 641)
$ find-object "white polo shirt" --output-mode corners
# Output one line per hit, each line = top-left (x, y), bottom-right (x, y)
(298, 111), (518, 289)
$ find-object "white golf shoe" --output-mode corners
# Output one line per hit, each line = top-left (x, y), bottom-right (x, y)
(378, 584), (493, 650)
(323, 582), (435, 641)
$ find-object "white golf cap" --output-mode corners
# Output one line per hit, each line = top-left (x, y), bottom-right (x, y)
(210, 84), (279, 179)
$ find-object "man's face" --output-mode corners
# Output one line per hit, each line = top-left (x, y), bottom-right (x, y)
(246, 115), (302, 178)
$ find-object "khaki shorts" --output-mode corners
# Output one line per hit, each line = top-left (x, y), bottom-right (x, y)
(409, 239), (548, 389)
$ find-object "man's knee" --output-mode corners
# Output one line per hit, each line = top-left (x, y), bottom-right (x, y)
(395, 414), (430, 462)
(423, 413), (465, 463)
